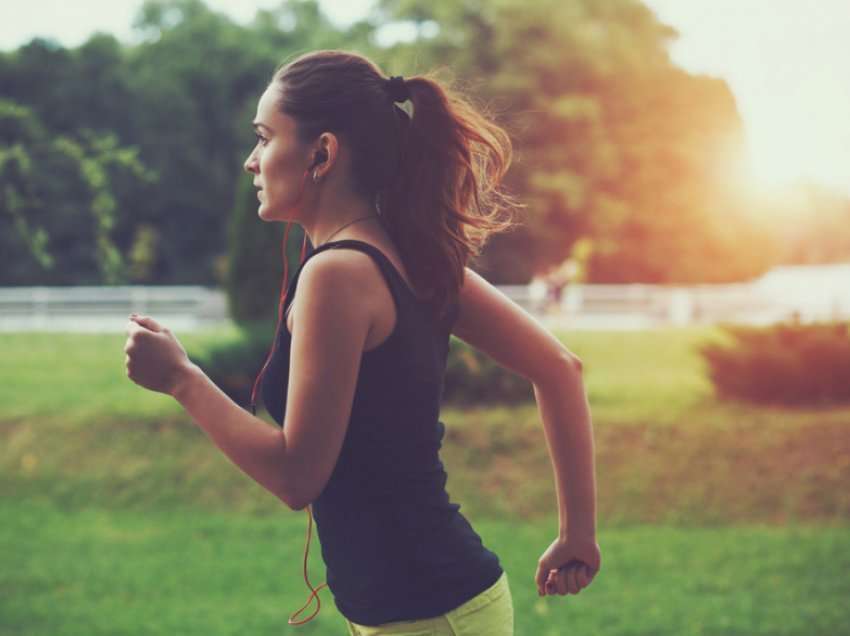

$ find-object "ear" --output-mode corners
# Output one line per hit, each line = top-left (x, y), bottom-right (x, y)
(313, 132), (339, 175)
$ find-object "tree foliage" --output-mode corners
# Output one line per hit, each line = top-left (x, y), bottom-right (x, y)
(0, 99), (156, 284)
(0, 0), (846, 313)
(375, 0), (797, 283)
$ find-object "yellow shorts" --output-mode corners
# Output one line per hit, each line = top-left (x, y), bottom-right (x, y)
(345, 570), (514, 636)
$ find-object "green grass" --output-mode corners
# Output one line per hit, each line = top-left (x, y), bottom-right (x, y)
(0, 325), (720, 425)
(2, 497), (848, 636)
(2, 325), (849, 635)
(0, 324), (249, 425)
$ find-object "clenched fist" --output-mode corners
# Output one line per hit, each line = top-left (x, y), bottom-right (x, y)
(124, 314), (194, 396)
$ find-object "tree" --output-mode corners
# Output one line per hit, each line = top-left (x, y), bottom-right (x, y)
(375, 0), (781, 283)
(0, 99), (156, 285)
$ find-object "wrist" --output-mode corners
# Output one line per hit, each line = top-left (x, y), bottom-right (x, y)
(560, 524), (596, 541)
(171, 362), (204, 403)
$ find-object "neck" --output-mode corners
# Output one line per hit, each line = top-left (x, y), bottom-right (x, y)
(303, 193), (382, 248)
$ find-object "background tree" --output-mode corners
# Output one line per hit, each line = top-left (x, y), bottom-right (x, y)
(375, 0), (787, 282)
(0, 0), (846, 306)
(0, 99), (155, 285)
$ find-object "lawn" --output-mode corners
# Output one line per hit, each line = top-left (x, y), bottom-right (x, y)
(2, 325), (849, 635)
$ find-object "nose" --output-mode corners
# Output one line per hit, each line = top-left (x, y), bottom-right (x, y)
(244, 149), (258, 174)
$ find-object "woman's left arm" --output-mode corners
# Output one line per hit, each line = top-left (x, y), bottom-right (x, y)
(172, 362), (295, 508)
(125, 314), (296, 508)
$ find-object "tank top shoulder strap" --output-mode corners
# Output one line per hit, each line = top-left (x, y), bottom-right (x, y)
(324, 240), (461, 333)
(282, 238), (411, 317)
(281, 240), (346, 315)
(318, 239), (411, 298)
(318, 238), (387, 261)
(284, 238), (461, 334)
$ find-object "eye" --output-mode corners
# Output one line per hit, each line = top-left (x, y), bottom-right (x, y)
(254, 132), (269, 147)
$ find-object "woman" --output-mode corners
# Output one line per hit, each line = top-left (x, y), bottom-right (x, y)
(124, 49), (600, 635)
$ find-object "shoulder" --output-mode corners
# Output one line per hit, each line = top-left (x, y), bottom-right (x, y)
(299, 247), (380, 296)
(452, 266), (578, 383)
(295, 248), (382, 323)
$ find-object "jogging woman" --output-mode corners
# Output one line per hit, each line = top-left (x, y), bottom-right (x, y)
(124, 49), (600, 635)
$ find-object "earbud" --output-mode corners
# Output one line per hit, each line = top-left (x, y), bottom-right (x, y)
(311, 150), (328, 170)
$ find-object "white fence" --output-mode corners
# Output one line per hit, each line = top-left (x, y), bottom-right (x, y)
(1, 274), (847, 332)
(0, 286), (227, 332)
(502, 281), (843, 330)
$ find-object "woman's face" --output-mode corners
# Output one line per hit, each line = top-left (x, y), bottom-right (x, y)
(243, 85), (312, 221)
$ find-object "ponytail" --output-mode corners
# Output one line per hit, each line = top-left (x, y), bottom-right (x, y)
(380, 71), (522, 320)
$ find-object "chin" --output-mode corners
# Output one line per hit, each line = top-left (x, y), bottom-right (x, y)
(257, 203), (271, 221)
(257, 202), (272, 221)
(256, 196), (276, 220)
(259, 202), (296, 223)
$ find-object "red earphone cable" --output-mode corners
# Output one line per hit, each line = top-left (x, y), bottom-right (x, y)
(249, 168), (311, 417)
(287, 504), (329, 625)
(246, 169), (329, 626)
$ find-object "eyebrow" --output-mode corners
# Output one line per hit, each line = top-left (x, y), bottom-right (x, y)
(252, 121), (272, 133)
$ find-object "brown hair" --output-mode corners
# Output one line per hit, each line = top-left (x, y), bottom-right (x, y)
(271, 49), (523, 321)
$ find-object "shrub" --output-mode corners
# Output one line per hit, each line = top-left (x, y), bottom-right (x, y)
(443, 337), (535, 405)
(191, 319), (277, 408)
(192, 325), (534, 410)
(698, 319), (850, 406)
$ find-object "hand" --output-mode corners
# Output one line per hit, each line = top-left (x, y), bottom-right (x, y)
(535, 534), (601, 597)
(124, 314), (194, 396)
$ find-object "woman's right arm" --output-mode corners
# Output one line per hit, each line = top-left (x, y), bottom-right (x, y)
(532, 362), (601, 596)
(534, 361), (597, 541)
(450, 266), (601, 593)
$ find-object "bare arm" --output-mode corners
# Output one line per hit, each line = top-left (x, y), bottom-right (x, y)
(450, 266), (600, 593)
(451, 266), (597, 536)
(124, 314), (295, 508)
(532, 361), (597, 539)
(169, 249), (373, 512)
(172, 363), (297, 508)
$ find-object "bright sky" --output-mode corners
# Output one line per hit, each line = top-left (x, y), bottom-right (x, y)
(2, 0), (848, 197)
(646, 0), (850, 197)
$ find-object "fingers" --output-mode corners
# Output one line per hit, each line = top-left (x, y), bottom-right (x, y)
(537, 546), (601, 598)
(129, 314), (163, 333)
(543, 563), (592, 596)
(124, 314), (164, 357)
(566, 566), (579, 594)
(575, 564), (589, 589)
(537, 562), (561, 596)
(544, 569), (565, 595)
(544, 570), (556, 595)
(542, 568), (559, 596)
(554, 568), (569, 595)
(535, 563), (548, 596)
(543, 570), (557, 595)
(565, 563), (594, 594)
(572, 563), (596, 592)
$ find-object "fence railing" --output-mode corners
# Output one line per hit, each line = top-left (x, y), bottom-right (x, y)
(0, 281), (845, 332)
(0, 286), (227, 332)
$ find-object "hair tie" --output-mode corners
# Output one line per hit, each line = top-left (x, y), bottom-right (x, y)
(385, 75), (410, 103)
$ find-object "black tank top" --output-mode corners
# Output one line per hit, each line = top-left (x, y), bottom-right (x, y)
(260, 239), (503, 626)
